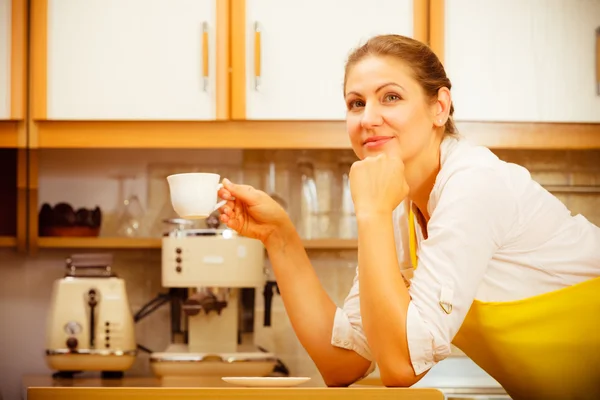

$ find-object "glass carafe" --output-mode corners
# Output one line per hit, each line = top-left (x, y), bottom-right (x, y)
(337, 161), (357, 239)
(297, 158), (320, 239)
(115, 195), (145, 237)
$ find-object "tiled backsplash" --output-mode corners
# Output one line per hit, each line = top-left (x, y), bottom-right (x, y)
(1, 147), (599, 400)
(493, 149), (600, 224)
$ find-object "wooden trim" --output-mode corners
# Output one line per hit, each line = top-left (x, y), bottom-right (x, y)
(30, 0), (47, 121)
(216, 0), (230, 120)
(37, 237), (358, 250)
(0, 120), (26, 148)
(27, 387), (445, 400)
(16, 148), (27, 252)
(33, 120), (600, 150)
(16, 119), (26, 148)
(413, 0), (429, 44)
(10, 0), (27, 119)
(457, 121), (600, 149)
(38, 237), (162, 249)
(230, 0), (246, 119)
(28, 150), (39, 255)
(0, 236), (17, 247)
(35, 120), (350, 149)
(429, 0), (444, 63)
(0, 121), (18, 147)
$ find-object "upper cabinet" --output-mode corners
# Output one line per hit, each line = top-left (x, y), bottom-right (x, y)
(0, 0), (25, 122)
(234, 0), (419, 120)
(32, 0), (425, 122)
(442, 0), (600, 122)
(24, 0), (600, 149)
(0, 0), (10, 120)
(37, 0), (226, 121)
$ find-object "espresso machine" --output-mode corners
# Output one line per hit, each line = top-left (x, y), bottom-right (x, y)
(45, 253), (137, 378)
(149, 218), (278, 379)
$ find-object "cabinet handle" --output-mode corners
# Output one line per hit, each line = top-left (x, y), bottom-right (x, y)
(202, 21), (209, 92)
(254, 22), (262, 91)
(596, 27), (600, 96)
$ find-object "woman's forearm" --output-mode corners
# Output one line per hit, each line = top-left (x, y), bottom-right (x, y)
(356, 213), (416, 386)
(264, 223), (372, 386)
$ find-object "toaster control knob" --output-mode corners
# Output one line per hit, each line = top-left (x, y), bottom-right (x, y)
(66, 337), (78, 350)
(64, 321), (82, 335)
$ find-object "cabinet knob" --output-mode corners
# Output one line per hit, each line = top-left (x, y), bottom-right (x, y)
(66, 337), (78, 350)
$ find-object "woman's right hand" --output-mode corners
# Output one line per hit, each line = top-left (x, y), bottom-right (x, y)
(218, 178), (292, 246)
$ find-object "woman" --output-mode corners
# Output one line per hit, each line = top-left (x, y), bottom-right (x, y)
(218, 35), (600, 400)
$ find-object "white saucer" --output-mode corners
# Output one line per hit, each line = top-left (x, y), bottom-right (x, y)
(221, 377), (311, 387)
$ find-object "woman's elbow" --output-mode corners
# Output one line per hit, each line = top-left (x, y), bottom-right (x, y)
(321, 371), (362, 387)
(379, 363), (420, 387)
(323, 377), (353, 387)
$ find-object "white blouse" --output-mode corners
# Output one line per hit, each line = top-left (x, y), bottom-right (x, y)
(331, 136), (600, 377)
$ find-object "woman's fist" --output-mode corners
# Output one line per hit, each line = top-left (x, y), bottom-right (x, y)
(349, 153), (409, 217)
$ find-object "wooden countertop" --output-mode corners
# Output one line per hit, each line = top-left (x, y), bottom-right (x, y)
(23, 375), (445, 400)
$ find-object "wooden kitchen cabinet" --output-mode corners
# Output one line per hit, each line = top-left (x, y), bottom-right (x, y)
(232, 0), (424, 120)
(34, 0), (228, 121)
(438, 0), (600, 123)
(0, 146), (27, 253)
(0, 149), (17, 245)
(0, 0), (11, 120)
(0, 0), (27, 252)
(28, 0), (600, 149)
(0, 0), (26, 123)
(33, 0), (424, 122)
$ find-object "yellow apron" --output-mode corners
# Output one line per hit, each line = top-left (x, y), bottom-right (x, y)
(408, 207), (600, 400)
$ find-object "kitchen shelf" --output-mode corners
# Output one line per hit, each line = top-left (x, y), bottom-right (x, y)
(37, 237), (162, 249)
(32, 121), (600, 150)
(0, 236), (17, 247)
(37, 237), (358, 250)
(544, 185), (600, 194)
(458, 122), (600, 150)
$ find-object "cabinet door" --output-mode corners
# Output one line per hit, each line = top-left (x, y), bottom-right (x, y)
(244, 0), (415, 120)
(46, 0), (218, 120)
(445, 0), (600, 122)
(0, 0), (10, 120)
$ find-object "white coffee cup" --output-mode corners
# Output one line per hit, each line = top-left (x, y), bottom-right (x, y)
(166, 173), (227, 219)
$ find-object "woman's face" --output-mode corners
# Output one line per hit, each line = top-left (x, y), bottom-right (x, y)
(344, 56), (441, 164)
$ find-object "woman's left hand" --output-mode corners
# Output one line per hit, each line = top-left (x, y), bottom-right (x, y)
(349, 153), (409, 218)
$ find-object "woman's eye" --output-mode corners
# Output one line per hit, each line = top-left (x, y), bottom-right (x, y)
(384, 93), (400, 102)
(348, 100), (365, 109)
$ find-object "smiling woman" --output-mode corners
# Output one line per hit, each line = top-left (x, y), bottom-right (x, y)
(216, 34), (600, 400)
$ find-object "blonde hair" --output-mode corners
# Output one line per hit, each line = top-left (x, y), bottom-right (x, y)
(344, 34), (457, 136)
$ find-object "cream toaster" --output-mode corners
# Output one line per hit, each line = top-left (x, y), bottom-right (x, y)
(45, 253), (137, 378)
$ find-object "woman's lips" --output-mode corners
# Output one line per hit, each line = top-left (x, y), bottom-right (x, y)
(363, 136), (394, 148)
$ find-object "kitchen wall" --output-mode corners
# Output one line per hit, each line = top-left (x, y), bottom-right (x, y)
(0, 146), (599, 400)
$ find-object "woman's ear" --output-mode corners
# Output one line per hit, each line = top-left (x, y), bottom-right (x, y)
(433, 87), (452, 127)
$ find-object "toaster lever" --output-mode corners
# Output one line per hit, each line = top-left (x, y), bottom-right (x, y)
(88, 288), (98, 348)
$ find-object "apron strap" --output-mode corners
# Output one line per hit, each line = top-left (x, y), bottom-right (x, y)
(408, 202), (418, 269)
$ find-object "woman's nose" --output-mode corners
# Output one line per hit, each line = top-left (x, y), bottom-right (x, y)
(360, 104), (383, 128)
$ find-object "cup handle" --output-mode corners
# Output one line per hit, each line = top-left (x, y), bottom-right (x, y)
(213, 183), (227, 212)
